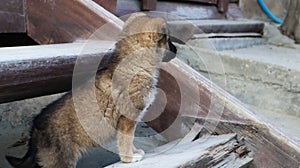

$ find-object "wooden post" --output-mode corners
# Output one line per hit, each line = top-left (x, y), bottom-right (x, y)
(217, 0), (230, 13)
(0, 0), (26, 33)
(142, 0), (157, 11)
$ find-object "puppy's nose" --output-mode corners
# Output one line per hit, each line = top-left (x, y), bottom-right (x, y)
(162, 39), (177, 62)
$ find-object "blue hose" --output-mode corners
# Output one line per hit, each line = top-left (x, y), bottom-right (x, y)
(257, 0), (283, 24)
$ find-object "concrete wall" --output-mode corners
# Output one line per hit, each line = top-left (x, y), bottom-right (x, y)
(239, 0), (289, 22)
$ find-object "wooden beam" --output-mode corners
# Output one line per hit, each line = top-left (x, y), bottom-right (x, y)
(93, 0), (117, 14)
(0, 41), (115, 103)
(189, 118), (300, 168)
(0, 0), (26, 33)
(168, 20), (264, 34)
(167, 20), (264, 43)
(25, 0), (123, 44)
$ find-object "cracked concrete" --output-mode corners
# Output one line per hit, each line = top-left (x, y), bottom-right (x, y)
(176, 36), (300, 117)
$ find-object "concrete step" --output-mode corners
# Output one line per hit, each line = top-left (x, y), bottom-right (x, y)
(176, 42), (300, 145)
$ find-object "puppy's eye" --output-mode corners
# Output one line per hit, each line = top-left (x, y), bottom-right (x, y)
(158, 34), (167, 43)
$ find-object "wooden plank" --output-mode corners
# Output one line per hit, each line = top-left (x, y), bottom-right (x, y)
(167, 19), (264, 43)
(168, 20), (264, 34)
(0, 41), (115, 103)
(184, 118), (300, 168)
(192, 33), (262, 38)
(106, 134), (252, 168)
(93, 0), (117, 14)
(0, 0), (26, 33)
(25, 0), (123, 44)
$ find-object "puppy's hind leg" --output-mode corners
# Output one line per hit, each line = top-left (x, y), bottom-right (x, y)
(37, 143), (81, 168)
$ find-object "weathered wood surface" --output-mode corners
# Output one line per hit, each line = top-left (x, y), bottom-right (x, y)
(0, 0), (26, 33)
(187, 20), (264, 34)
(106, 134), (252, 168)
(0, 41), (115, 103)
(25, 0), (123, 44)
(144, 58), (300, 167)
(93, 0), (117, 14)
(184, 118), (300, 168)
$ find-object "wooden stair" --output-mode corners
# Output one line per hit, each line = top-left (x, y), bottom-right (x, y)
(1, 1), (299, 168)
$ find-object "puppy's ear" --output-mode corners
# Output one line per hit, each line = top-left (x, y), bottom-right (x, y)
(124, 12), (146, 26)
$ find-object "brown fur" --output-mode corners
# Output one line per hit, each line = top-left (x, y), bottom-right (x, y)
(6, 13), (176, 168)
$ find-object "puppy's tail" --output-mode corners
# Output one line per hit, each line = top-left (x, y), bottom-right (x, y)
(5, 153), (38, 168)
(6, 130), (40, 168)
(6, 155), (34, 168)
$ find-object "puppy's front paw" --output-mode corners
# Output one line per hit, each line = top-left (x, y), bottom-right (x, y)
(120, 149), (145, 163)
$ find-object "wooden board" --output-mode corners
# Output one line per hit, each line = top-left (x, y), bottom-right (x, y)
(0, 41), (115, 103)
(183, 118), (300, 168)
(168, 20), (264, 34)
(167, 19), (264, 43)
(106, 134), (252, 168)
(0, 0), (26, 33)
(25, 0), (123, 44)
(93, 0), (117, 14)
